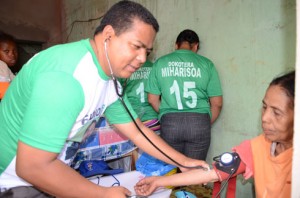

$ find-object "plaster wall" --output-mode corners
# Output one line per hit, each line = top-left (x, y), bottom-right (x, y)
(0, 0), (62, 47)
(62, 0), (109, 43)
(63, 0), (297, 197)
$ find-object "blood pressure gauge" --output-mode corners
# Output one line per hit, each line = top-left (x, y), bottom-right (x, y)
(220, 152), (234, 166)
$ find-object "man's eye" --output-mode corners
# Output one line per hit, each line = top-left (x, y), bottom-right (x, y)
(133, 44), (142, 50)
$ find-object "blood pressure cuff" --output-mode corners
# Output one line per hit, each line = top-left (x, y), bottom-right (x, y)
(212, 152), (246, 182)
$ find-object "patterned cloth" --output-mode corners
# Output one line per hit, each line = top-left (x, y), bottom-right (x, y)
(71, 117), (136, 169)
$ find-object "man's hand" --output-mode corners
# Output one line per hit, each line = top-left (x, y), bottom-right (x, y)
(179, 158), (210, 172)
(102, 186), (132, 198)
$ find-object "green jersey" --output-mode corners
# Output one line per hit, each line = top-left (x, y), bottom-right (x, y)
(145, 49), (222, 119)
(122, 60), (158, 121)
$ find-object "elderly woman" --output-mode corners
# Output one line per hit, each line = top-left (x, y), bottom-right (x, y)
(135, 70), (295, 198)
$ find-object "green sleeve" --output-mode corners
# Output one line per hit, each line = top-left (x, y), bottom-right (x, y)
(145, 62), (161, 95)
(104, 95), (138, 124)
(20, 72), (84, 153)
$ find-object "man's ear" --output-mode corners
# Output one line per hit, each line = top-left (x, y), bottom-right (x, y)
(175, 43), (179, 50)
(102, 25), (115, 40)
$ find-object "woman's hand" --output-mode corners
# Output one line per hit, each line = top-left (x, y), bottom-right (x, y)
(134, 176), (161, 196)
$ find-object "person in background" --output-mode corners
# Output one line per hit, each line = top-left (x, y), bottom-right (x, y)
(0, 31), (18, 74)
(0, 1), (207, 198)
(135, 70), (295, 198)
(122, 57), (160, 134)
(0, 32), (18, 99)
(145, 29), (223, 160)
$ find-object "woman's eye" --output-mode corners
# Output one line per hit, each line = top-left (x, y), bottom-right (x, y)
(273, 110), (282, 117)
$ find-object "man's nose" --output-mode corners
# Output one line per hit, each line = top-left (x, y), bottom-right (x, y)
(136, 50), (147, 64)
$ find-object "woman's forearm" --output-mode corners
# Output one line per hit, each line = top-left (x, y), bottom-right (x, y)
(156, 169), (219, 187)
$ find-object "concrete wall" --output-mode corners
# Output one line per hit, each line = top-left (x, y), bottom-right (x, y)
(0, 0), (62, 47)
(62, 0), (109, 43)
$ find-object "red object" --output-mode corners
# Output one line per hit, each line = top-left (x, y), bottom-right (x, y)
(212, 176), (237, 198)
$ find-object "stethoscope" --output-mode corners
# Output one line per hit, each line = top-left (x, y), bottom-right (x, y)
(103, 38), (207, 171)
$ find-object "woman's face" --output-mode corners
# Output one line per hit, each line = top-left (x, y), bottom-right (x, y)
(261, 85), (294, 144)
(0, 41), (18, 67)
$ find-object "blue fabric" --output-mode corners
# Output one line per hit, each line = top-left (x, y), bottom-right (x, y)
(136, 152), (176, 176)
(71, 139), (136, 169)
(77, 160), (123, 178)
(95, 117), (106, 128)
(175, 190), (197, 198)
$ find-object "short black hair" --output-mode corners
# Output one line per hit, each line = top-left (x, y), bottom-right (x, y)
(176, 29), (199, 45)
(94, 0), (159, 36)
(0, 31), (16, 44)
